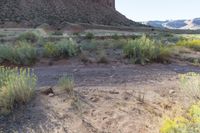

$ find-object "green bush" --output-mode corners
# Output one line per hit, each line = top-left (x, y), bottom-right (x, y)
(0, 45), (14, 64)
(97, 50), (108, 64)
(85, 32), (94, 40)
(80, 39), (127, 52)
(0, 67), (37, 115)
(13, 41), (37, 65)
(112, 34), (120, 40)
(44, 42), (59, 57)
(80, 40), (99, 52)
(123, 35), (161, 64)
(44, 38), (77, 58)
(17, 32), (40, 43)
(0, 41), (37, 65)
(52, 31), (63, 36)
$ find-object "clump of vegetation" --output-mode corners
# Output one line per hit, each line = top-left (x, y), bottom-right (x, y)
(0, 45), (14, 64)
(16, 32), (40, 43)
(80, 39), (126, 52)
(51, 30), (63, 36)
(97, 50), (108, 64)
(80, 40), (98, 52)
(58, 75), (74, 96)
(123, 35), (165, 64)
(85, 32), (94, 40)
(0, 67), (37, 115)
(44, 38), (78, 58)
(44, 42), (59, 57)
(160, 102), (200, 133)
(13, 41), (37, 65)
(131, 35), (140, 40)
(179, 72), (200, 102)
(160, 72), (200, 133)
(177, 39), (200, 51)
(112, 34), (120, 40)
(0, 41), (37, 65)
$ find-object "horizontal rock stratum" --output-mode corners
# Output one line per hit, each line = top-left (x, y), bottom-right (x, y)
(0, 0), (142, 28)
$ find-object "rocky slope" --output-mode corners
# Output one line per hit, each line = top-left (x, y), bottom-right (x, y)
(0, 0), (142, 28)
(144, 18), (200, 30)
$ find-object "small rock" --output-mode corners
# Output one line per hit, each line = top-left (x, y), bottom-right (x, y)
(48, 93), (55, 97)
(169, 90), (175, 94)
(41, 87), (54, 95)
(109, 91), (119, 94)
(90, 97), (99, 102)
(73, 69), (78, 72)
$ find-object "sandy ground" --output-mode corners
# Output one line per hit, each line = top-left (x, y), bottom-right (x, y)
(1, 62), (200, 133)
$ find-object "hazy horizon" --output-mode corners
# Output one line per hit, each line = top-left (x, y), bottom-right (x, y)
(116, 0), (200, 22)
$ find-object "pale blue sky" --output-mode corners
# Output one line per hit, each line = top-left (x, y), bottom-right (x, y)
(116, 0), (199, 21)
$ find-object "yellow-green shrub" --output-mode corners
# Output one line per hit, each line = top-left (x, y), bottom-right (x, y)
(0, 67), (37, 115)
(177, 39), (200, 51)
(161, 73), (200, 133)
(160, 102), (200, 133)
(123, 35), (165, 64)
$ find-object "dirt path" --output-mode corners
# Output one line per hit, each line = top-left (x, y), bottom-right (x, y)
(1, 63), (200, 133)
(34, 63), (200, 87)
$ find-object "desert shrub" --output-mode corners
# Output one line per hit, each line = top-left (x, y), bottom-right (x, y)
(80, 40), (98, 52)
(17, 32), (40, 43)
(0, 41), (37, 65)
(85, 32), (94, 40)
(13, 41), (37, 65)
(80, 39), (126, 52)
(0, 45), (14, 63)
(52, 31), (63, 36)
(57, 38), (77, 57)
(177, 39), (200, 51)
(44, 42), (59, 57)
(131, 35), (140, 40)
(58, 75), (74, 96)
(44, 38), (77, 58)
(179, 72), (200, 102)
(112, 34), (120, 40)
(160, 102), (200, 133)
(73, 32), (80, 36)
(123, 35), (161, 64)
(160, 73), (200, 133)
(97, 50), (108, 64)
(0, 67), (37, 115)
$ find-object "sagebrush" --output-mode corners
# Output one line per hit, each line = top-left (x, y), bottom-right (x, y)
(123, 35), (166, 64)
(0, 41), (37, 65)
(44, 38), (77, 58)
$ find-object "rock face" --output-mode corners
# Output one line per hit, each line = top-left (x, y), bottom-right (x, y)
(95, 0), (115, 9)
(0, 0), (141, 28)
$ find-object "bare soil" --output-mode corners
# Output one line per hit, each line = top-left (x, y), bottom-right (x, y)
(1, 61), (200, 133)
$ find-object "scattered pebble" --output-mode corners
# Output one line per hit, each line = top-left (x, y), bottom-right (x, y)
(48, 93), (55, 97)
